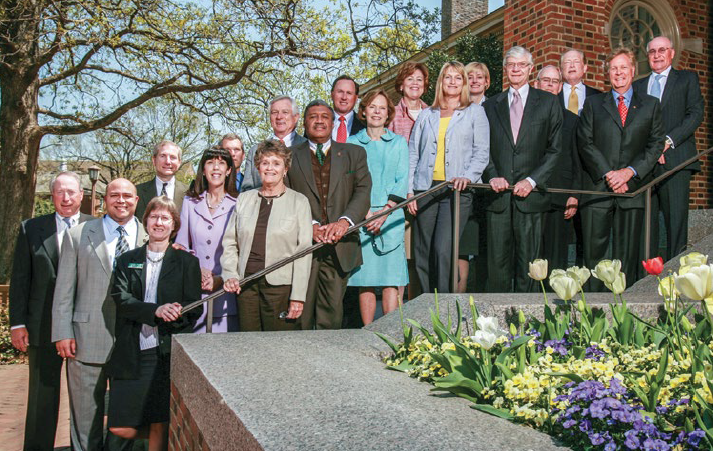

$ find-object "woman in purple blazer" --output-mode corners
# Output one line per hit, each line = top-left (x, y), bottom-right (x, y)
(176, 147), (239, 333)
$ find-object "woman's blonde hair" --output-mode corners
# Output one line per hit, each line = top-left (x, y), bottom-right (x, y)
(465, 61), (491, 91)
(432, 61), (470, 110)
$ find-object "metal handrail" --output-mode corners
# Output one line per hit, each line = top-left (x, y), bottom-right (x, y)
(185, 146), (713, 322)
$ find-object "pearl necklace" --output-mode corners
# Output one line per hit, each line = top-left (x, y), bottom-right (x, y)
(146, 250), (166, 264)
(206, 192), (225, 210)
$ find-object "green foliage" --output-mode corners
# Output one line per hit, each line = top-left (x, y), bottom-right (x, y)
(0, 302), (26, 364)
(422, 34), (503, 105)
(33, 196), (54, 218)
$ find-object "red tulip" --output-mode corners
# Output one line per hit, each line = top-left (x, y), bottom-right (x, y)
(642, 256), (664, 276)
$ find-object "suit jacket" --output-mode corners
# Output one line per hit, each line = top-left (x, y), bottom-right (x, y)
(549, 109), (582, 208)
(51, 217), (148, 364)
(9, 213), (92, 346)
(285, 140), (372, 273)
(633, 68), (704, 172)
(558, 84), (602, 112)
(105, 245), (201, 379)
(135, 178), (188, 219)
(241, 134), (308, 192)
(221, 189), (313, 301)
(482, 87), (563, 213)
(350, 114), (366, 136)
(577, 91), (665, 209)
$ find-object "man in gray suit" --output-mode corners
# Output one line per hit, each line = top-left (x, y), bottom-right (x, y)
(135, 140), (188, 218)
(242, 95), (307, 192)
(52, 178), (147, 450)
(10, 171), (92, 451)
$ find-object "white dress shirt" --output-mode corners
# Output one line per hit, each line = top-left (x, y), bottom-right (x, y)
(562, 82), (586, 113)
(102, 215), (139, 268)
(332, 110), (355, 141)
(139, 249), (162, 350)
(508, 84), (536, 188)
(154, 176), (176, 200)
(273, 130), (298, 148)
(55, 211), (81, 253)
(647, 65), (672, 99)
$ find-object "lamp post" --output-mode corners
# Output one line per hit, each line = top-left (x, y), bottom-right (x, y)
(88, 165), (100, 216)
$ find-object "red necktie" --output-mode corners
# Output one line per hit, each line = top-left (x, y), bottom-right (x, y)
(618, 95), (628, 126)
(337, 116), (347, 143)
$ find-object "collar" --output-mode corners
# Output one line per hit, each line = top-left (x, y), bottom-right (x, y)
(55, 211), (81, 227)
(509, 84), (530, 98)
(103, 214), (138, 237)
(612, 86), (633, 103)
(155, 176), (175, 190)
(335, 110), (354, 122)
(652, 66), (672, 77)
(272, 130), (297, 147)
(354, 128), (396, 145)
(308, 139), (332, 152)
(397, 97), (428, 116)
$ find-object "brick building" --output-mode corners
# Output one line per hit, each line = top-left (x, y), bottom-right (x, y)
(363, 0), (712, 208)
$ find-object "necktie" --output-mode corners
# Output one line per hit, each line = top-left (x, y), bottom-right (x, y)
(160, 182), (167, 197)
(567, 87), (579, 115)
(115, 226), (129, 260)
(336, 116), (347, 143)
(510, 90), (523, 143)
(650, 74), (664, 100)
(618, 95), (628, 126)
(62, 217), (73, 230)
(316, 143), (326, 165)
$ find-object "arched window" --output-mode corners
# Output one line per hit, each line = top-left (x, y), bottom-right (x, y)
(609, 0), (680, 75)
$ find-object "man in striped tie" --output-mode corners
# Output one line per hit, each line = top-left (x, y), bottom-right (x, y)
(577, 48), (665, 290)
(52, 178), (148, 450)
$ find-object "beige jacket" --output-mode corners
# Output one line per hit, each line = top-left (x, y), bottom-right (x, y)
(221, 188), (313, 301)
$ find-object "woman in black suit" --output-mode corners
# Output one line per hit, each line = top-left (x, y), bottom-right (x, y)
(106, 196), (201, 451)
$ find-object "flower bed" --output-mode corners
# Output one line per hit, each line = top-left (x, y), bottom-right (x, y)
(377, 254), (713, 450)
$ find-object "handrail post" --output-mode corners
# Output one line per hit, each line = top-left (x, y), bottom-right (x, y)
(644, 186), (652, 261)
(206, 298), (214, 333)
(452, 187), (461, 293)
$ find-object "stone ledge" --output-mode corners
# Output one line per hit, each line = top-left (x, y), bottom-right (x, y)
(171, 330), (568, 451)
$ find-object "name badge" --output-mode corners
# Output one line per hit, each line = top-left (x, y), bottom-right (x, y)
(128, 263), (144, 269)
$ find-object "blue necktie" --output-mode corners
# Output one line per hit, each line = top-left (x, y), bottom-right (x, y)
(650, 74), (664, 100)
(115, 226), (129, 259)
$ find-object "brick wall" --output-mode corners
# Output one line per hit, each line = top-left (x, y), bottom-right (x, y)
(442, 0), (490, 39)
(170, 382), (209, 451)
(502, 0), (711, 208)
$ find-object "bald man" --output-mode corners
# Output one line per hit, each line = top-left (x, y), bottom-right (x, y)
(52, 178), (148, 451)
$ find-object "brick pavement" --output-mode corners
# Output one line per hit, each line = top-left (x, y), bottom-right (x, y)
(0, 363), (71, 450)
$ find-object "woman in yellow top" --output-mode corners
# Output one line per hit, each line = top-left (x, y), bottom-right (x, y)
(407, 61), (490, 294)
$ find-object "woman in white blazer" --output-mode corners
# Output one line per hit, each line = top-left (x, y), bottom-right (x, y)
(221, 140), (313, 331)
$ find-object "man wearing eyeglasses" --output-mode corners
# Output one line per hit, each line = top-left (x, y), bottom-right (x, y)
(534, 65), (582, 271)
(559, 49), (601, 115)
(633, 36), (704, 261)
(482, 46), (562, 292)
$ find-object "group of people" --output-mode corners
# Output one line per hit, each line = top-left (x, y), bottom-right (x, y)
(8, 34), (704, 451)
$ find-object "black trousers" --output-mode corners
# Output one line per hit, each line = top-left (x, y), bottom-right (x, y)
(580, 202), (644, 291)
(412, 184), (473, 294)
(301, 247), (350, 330)
(486, 203), (543, 293)
(24, 344), (63, 451)
(543, 207), (575, 273)
(650, 169), (692, 261)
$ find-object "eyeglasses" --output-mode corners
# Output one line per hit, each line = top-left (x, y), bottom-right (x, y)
(505, 62), (531, 69)
(562, 59), (583, 66)
(147, 214), (173, 223)
(538, 77), (561, 84)
(647, 47), (671, 56)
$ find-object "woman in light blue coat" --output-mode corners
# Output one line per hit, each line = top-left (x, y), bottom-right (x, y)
(347, 89), (409, 325)
(407, 61), (490, 294)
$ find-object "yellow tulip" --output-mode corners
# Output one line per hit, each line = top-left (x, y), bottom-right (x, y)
(549, 274), (579, 301)
(657, 275), (679, 311)
(608, 272), (626, 295)
(674, 264), (713, 301)
(592, 259), (622, 285)
(679, 252), (708, 268)
(567, 266), (591, 287)
(528, 259), (548, 281)
(549, 269), (567, 280)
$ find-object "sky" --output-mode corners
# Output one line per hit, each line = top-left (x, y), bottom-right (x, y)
(420, 0), (505, 15)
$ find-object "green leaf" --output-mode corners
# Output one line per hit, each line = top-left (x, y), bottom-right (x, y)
(471, 404), (514, 419)
(547, 372), (584, 383)
(374, 332), (399, 354)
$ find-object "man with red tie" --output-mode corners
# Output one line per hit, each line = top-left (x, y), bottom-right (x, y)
(578, 48), (664, 289)
(330, 75), (365, 143)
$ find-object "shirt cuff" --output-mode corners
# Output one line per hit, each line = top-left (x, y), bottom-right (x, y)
(10, 325), (26, 330)
(666, 136), (675, 149)
(526, 177), (537, 189)
(339, 216), (354, 227)
(626, 166), (638, 177)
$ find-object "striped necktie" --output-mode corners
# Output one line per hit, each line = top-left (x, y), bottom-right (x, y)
(115, 226), (129, 259)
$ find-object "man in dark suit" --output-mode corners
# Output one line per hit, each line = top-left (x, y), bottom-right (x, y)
(634, 36), (704, 260)
(135, 140), (188, 218)
(483, 46), (563, 292)
(559, 49), (602, 115)
(578, 48), (664, 288)
(331, 75), (366, 142)
(535, 65), (582, 271)
(219, 133), (246, 192)
(285, 99), (371, 329)
(10, 171), (92, 451)
(242, 96), (307, 192)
